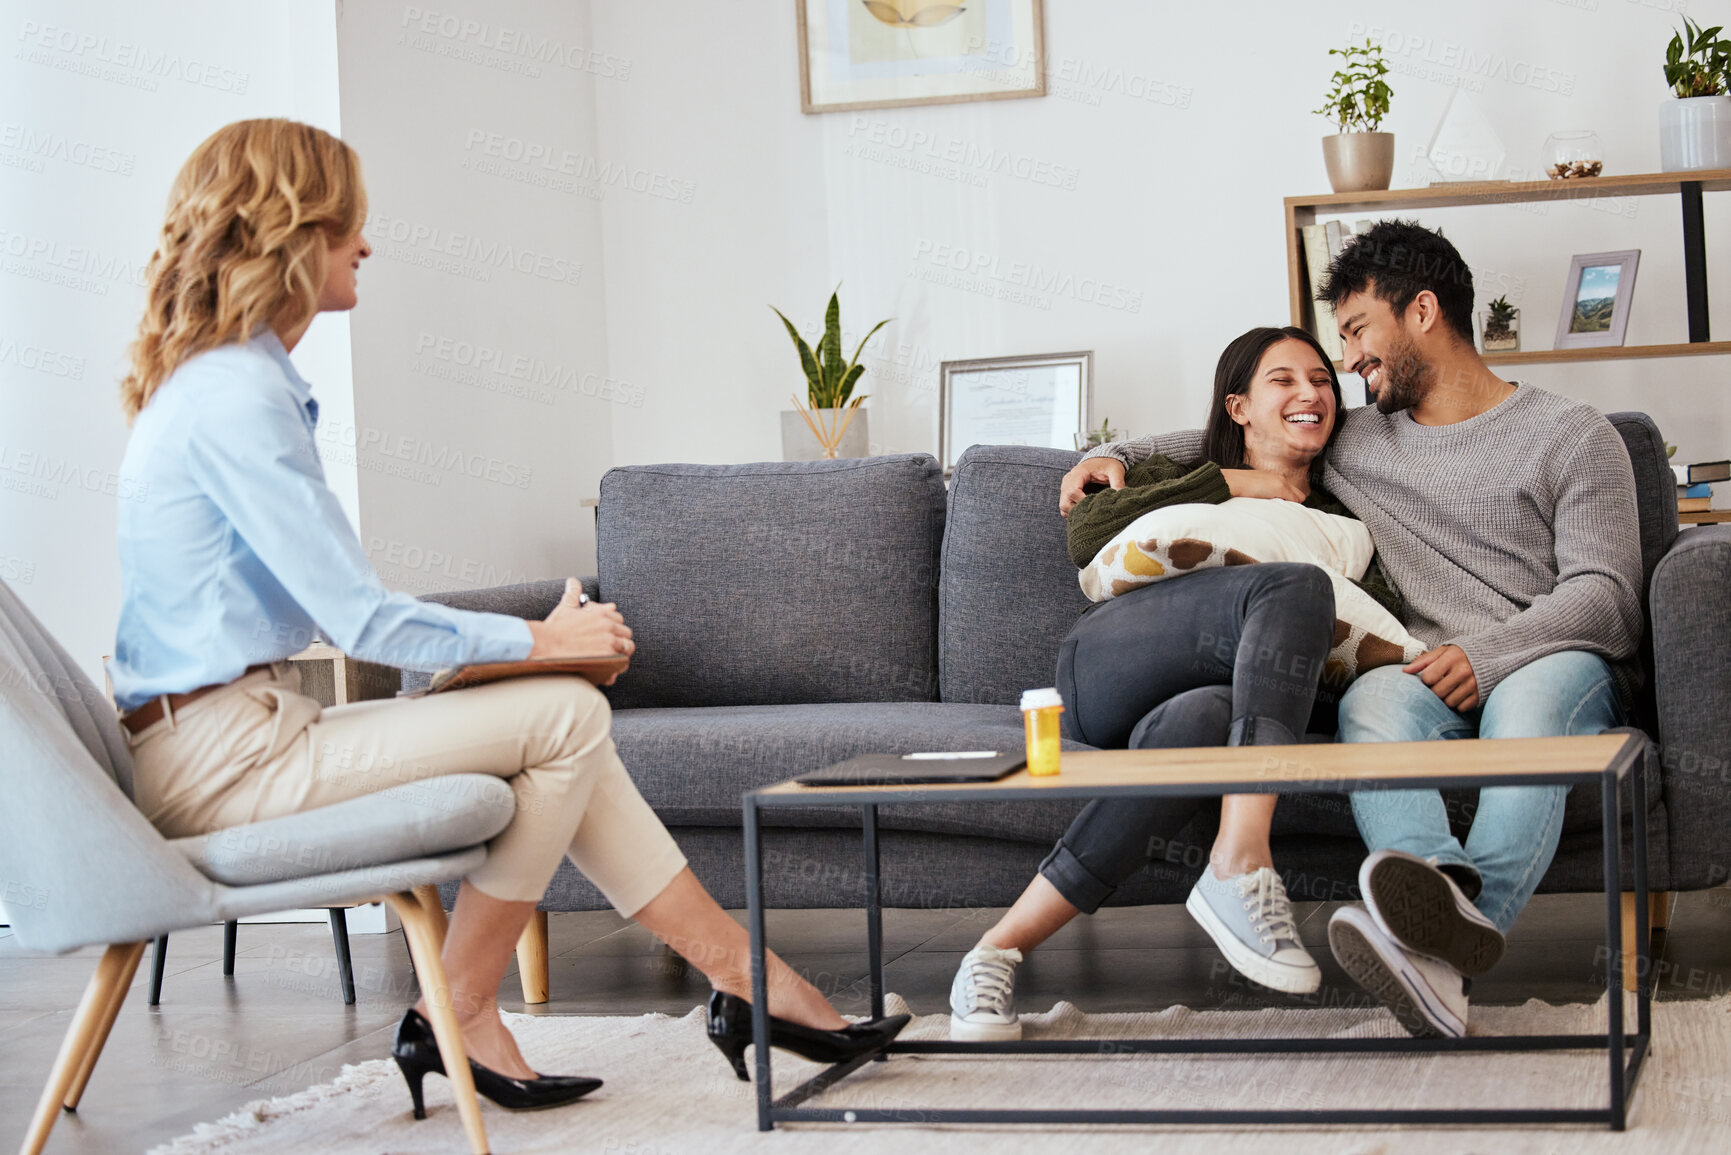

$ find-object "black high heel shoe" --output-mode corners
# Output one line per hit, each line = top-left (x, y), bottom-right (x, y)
(391, 1008), (602, 1118)
(706, 990), (910, 1081)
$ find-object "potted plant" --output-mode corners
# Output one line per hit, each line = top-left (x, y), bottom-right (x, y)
(773, 289), (890, 461)
(1314, 39), (1394, 193)
(1660, 18), (1731, 171)
(1478, 295), (1520, 354)
(1073, 417), (1120, 453)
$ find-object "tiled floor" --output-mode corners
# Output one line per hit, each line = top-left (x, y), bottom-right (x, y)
(5, 891), (1729, 1153)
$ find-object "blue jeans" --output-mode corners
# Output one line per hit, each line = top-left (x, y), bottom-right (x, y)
(1339, 651), (1622, 933)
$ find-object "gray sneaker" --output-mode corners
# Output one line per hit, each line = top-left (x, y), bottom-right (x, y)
(1185, 866), (1321, 994)
(1361, 850), (1505, 977)
(949, 943), (1023, 1041)
(1329, 905), (1469, 1038)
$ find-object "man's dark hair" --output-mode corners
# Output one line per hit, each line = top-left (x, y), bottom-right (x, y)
(1318, 219), (1475, 344)
(1199, 325), (1343, 479)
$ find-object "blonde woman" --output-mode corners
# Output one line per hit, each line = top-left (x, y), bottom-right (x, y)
(113, 119), (904, 1116)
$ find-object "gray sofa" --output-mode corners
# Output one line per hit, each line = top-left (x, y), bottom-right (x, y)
(420, 412), (1730, 916)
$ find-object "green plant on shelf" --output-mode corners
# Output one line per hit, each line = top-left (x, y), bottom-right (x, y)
(772, 287), (891, 459)
(1313, 39), (1392, 133)
(1076, 418), (1120, 452)
(1665, 17), (1730, 99)
(1484, 296), (1518, 343)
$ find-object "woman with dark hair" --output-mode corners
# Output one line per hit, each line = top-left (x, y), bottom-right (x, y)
(948, 326), (1401, 1040)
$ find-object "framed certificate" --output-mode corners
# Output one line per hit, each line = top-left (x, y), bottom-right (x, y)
(939, 351), (1091, 475)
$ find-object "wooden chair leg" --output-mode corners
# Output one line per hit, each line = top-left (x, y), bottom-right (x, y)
(387, 890), (489, 1155)
(147, 934), (168, 1005)
(1620, 891), (1669, 993)
(413, 884), (450, 939)
(22, 943), (146, 1155)
(516, 910), (550, 1005)
(63, 942), (147, 1112)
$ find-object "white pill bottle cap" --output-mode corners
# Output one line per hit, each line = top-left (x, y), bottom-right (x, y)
(1020, 687), (1063, 711)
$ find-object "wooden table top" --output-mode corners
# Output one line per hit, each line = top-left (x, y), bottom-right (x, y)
(755, 734), (1638, 803)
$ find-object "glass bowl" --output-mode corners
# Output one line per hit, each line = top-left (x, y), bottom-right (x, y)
(1544, 131), (1603, 179)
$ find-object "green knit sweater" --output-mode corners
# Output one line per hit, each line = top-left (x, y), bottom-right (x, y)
(1067, 454), (1405, 620)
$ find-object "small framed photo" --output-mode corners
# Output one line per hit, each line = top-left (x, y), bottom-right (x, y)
(940, 350), (1091, 475)
(1555, 250), (1640, 349)
(796, 0), (1045, 115)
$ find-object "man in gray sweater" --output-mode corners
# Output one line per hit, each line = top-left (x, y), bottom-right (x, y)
(1065, 220), (1643, 1038)
(1309, 220), (1643, 1038)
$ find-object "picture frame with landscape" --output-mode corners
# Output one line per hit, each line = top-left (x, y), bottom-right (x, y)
(1554, 250), (1640, 350)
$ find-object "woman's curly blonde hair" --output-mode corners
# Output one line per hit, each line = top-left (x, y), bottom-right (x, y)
(121, 118), (366, 419)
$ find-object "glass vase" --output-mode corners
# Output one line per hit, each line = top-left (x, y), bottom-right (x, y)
(1477, 306), (1521, 354)
(1543, 131), (1603, 179)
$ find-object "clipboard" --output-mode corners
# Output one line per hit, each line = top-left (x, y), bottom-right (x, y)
(410, 654), (629, 696)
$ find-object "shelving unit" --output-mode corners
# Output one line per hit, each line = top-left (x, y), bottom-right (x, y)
(1284, 169), (1731, 369)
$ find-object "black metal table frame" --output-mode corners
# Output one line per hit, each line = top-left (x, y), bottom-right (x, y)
(742, 733), (1651, 1131)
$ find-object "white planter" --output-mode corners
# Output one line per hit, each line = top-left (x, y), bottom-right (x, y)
(1321, 132), (1394, 193)
(780, 407), (869, 460)
(1659, 95), (1731, 172)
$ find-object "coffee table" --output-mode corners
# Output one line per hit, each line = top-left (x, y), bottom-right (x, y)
(740, 733), (1651, 1131)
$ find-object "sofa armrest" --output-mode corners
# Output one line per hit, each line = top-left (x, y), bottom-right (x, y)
(1649, 525), (1731, 888)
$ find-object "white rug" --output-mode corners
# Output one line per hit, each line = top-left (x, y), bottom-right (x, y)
(149, 994), (1731, 1154)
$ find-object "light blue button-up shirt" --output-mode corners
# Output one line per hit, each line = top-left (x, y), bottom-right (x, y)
(110, 330), (533, 712)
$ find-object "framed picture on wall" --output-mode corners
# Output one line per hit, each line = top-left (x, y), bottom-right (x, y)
(1555, 250), (1640, 350)
(796, 0), (1045, 114)
(940, 350), (1091, 475)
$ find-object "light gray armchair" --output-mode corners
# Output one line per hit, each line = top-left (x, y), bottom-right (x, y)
(0, 579), (509, 1155)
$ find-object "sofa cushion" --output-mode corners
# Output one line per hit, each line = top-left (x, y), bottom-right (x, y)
(171, 774), (516, 885)
(596, 455), (947, 710)
(939, 433), (1203, 706)
(611, 701), (1095, 842)
(611, 700), (1378, 848)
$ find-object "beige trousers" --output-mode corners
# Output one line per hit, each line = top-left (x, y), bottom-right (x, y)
(127, 664), (686, 914)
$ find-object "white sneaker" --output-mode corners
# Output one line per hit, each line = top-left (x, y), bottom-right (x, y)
(1185, 866), (1321, 994)
(949, 943), (1023, 1041)
(1360, 849), (1505, 977)
(1329, 905), (1468, 1038)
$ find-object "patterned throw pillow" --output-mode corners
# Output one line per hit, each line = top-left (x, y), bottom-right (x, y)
(1079, 498), (1425, 687)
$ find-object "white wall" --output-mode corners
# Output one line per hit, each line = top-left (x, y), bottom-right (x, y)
(334, 0), (614, 596)
(592, 0), (1731, 468)
(8, 0), (1727, 679)
(0, 0), (353, 681)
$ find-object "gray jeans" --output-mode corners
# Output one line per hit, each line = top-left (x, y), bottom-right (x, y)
(1039, 563), (1336, 913)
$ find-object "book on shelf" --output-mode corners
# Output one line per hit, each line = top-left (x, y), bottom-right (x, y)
(1687, 460), (1730, 485)
(1679, 495), (1712, 513)
(1681, 481), (1712, 499)
(1299, 224), (1344, 362)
